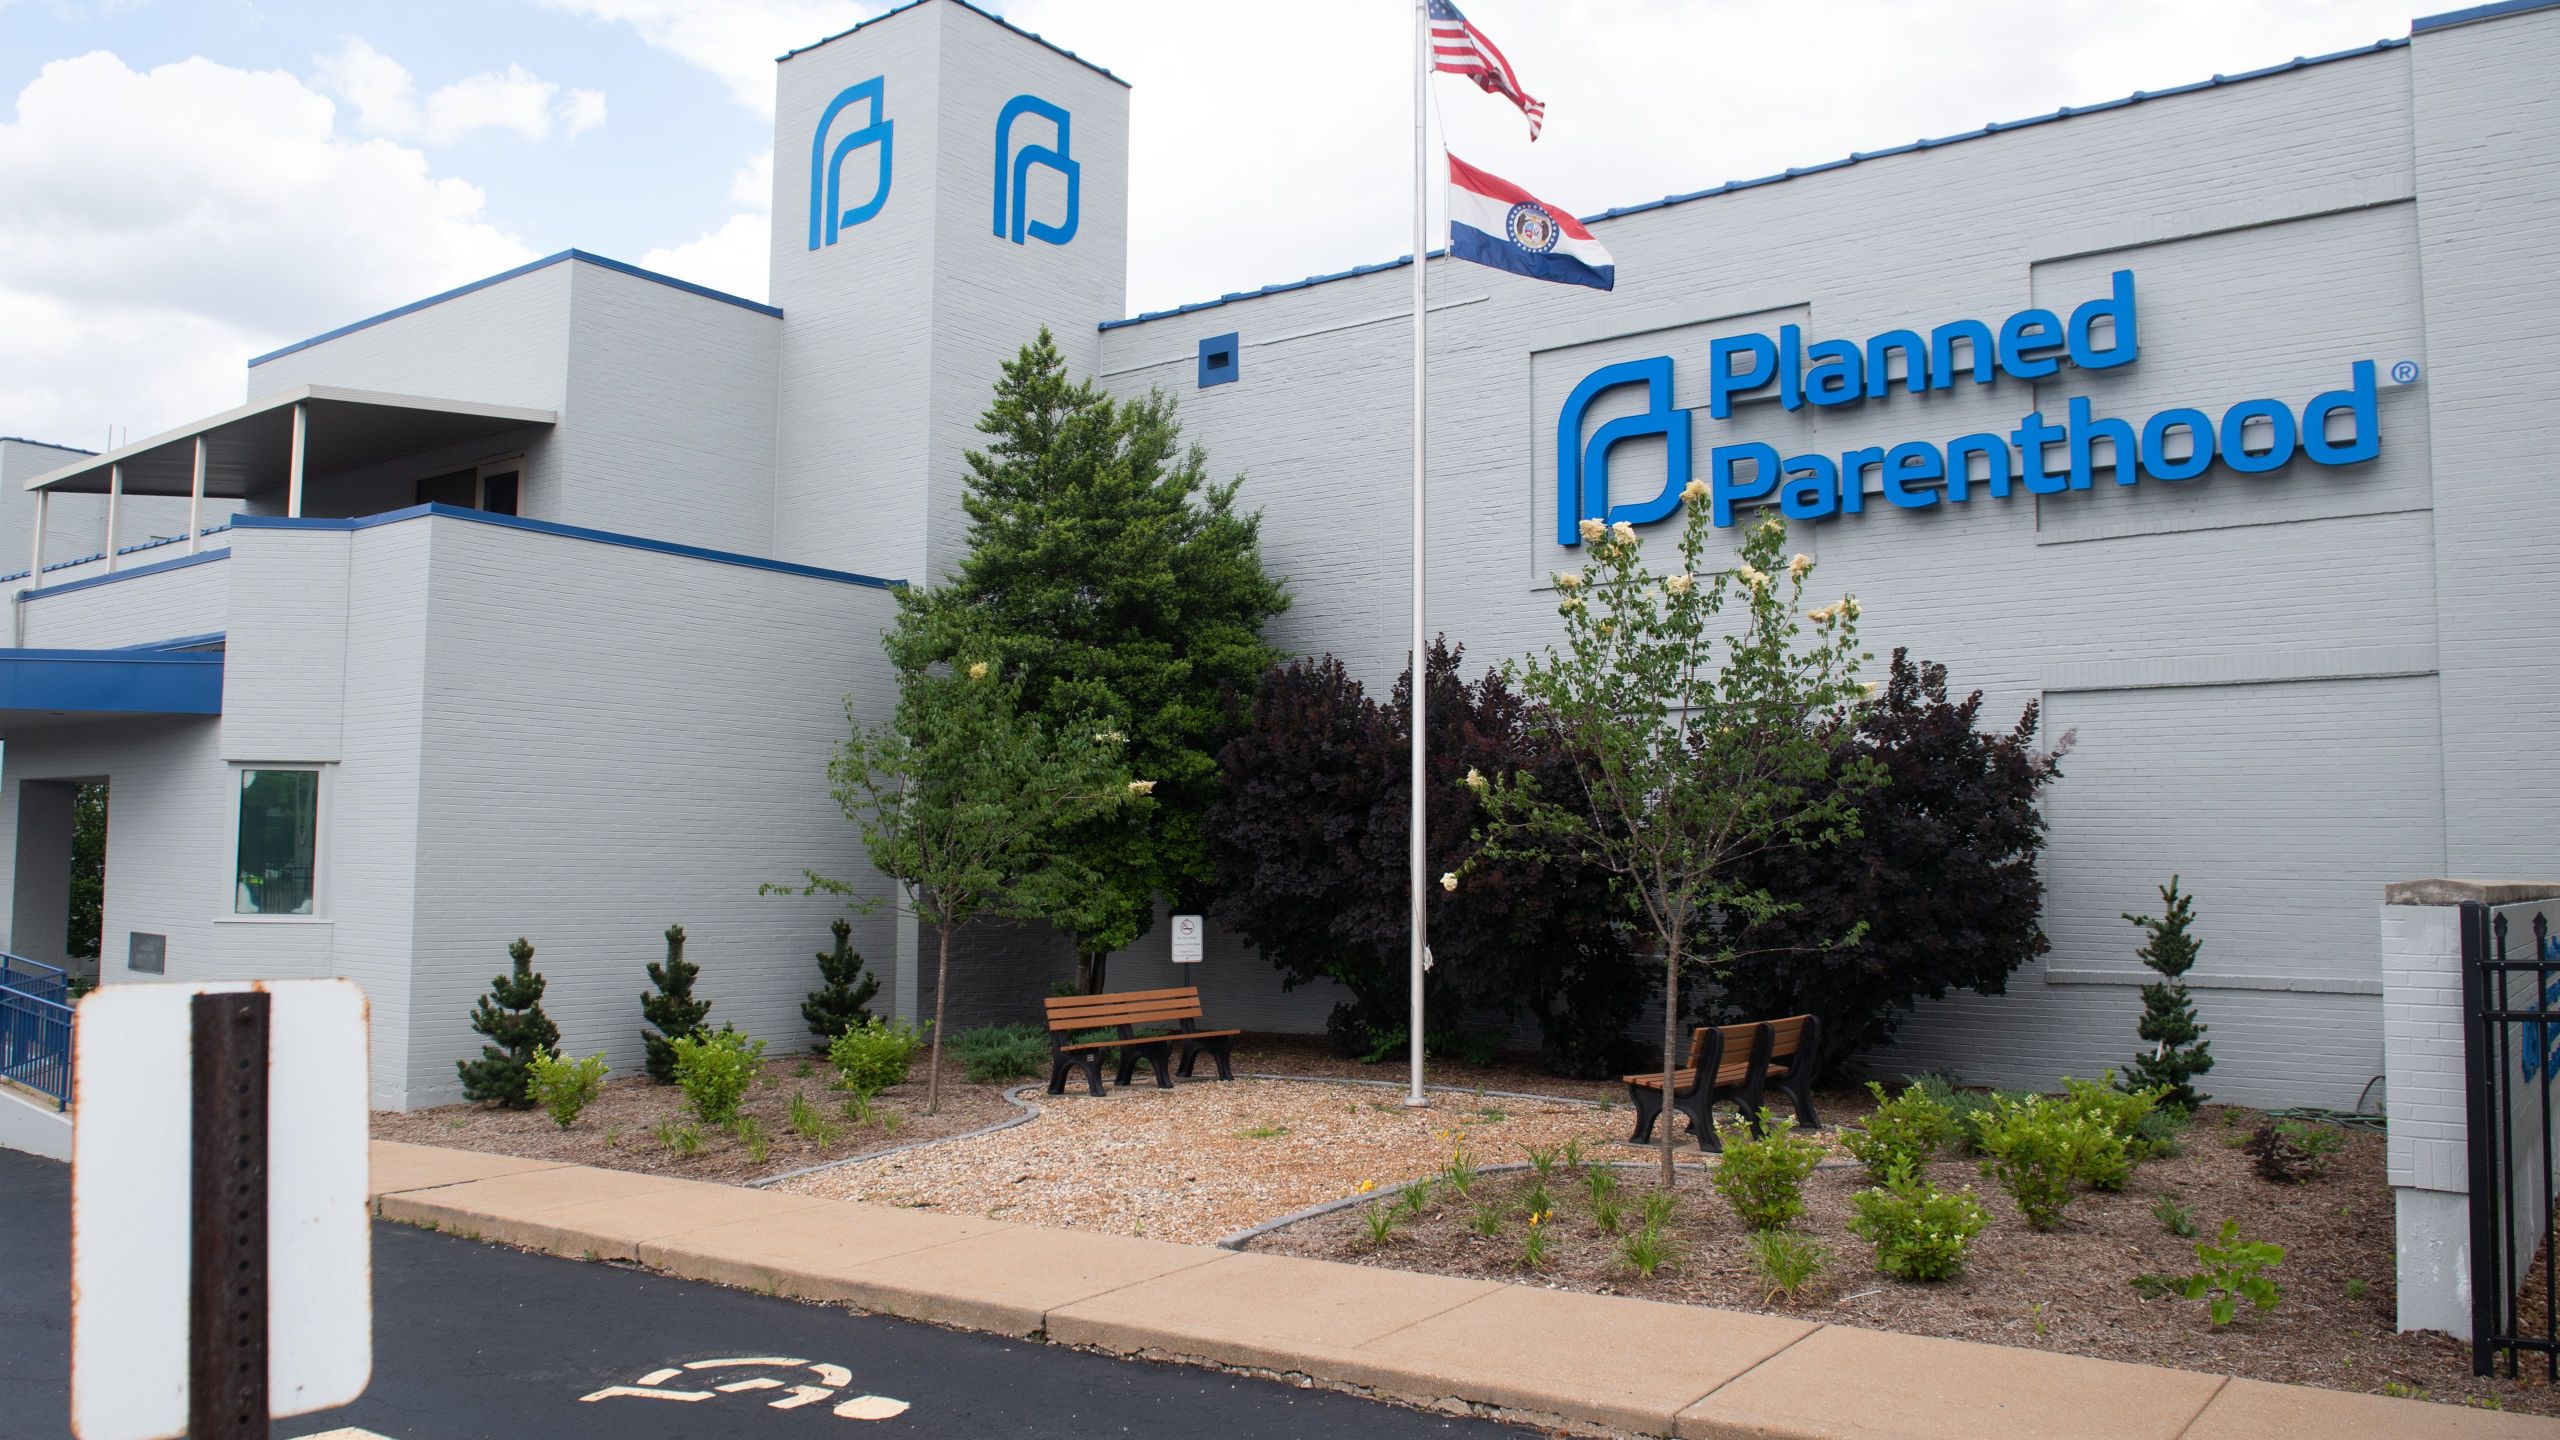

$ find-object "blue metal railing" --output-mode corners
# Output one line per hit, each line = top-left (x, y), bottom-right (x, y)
(0, 952), (72, 1109)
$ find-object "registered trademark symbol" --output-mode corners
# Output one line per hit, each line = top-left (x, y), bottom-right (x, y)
(2391, 360), (2420, 385)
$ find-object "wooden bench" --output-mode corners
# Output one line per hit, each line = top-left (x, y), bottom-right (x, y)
(1621, 1014), (1822, 1152)
(1043, 986), (1240, 1098)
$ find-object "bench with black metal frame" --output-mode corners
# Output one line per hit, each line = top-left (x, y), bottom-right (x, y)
(1042, 986), (1240, 1098)
(1621, 1014), (1822, 1152)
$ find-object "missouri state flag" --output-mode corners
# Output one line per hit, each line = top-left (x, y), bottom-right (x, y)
(1446, 153), (1614, 291)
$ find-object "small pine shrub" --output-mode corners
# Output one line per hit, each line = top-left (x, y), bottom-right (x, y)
(640, 923), (712, 1085)
(2123, 878), (2214, 1109)
(1843, 1079), (1957, 1184)
(1847, 1161), (1990, 1281)
(1974, 1093), (2124, 1228)
(457, 938), (559, 1108)
(949, 1023), (1050, 1084)
(802, 917), (880, 1048)
(829, 1016), (927, 1097)
(1748, 1230), (1832, 1303)
(526, 1047), (609, 1129)
(1711, 1112), (1826, 1232)
(670, 1027), (765, 1126)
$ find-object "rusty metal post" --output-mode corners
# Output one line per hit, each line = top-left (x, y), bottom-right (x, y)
(190, 991), (271, 1440)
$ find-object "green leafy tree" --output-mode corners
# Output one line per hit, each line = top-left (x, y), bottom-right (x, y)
(640, 923), (710, 1084)
(458, 938), (559, 1108)
(2125, 877), (2213, 1109)
(1469, 506), (1878, 1186)
(803, 917), (881, 1048)
(67, 782), (105, 960)
(785, 657), (1138, 1113)
(888, 329), (1289, 992)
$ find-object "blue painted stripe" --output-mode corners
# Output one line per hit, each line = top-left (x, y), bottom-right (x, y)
(247, 250), (781, 367)
(2413, 0), (2560, 31)
(783, 0), (1129, 88)
(0, 647), (223, 716)
(1449, 223), (1614, 292)
(1098, 36), (2410, 332)
(18, 548), (231, 602)
(230, 505), (906, 590)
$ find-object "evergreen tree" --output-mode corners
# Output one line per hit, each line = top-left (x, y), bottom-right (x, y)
(2124, 877), (2213, 1110)
(803, 917), (880, 1048)
(457, 937), (558, 1108)
(640, 922), (711, 1084)
(888, 329), (1290, 992)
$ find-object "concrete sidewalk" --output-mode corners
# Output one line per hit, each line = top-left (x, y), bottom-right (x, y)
(369, 1140), (2551, 1439)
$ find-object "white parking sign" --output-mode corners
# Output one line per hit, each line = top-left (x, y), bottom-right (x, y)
(71, 979), (373, 1440)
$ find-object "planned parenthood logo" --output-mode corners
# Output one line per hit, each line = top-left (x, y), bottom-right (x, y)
(808, 77), (894, 250)
(1555, 269), (2389, 545)
(993, 94), (1079, 247)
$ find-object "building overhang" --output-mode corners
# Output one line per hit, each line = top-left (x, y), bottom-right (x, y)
(0, 638), (222, 733)
(22, 386), (557, 499)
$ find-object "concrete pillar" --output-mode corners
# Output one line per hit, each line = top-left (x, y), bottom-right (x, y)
(287, 401), (307, 519)
(103, 462), (122, 574)
(187, 435), (207, 555)
(2383, 878), (2560, 1339)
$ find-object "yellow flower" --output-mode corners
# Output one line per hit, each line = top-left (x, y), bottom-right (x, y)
(1788, 552), (1813, 579)
(1807, 605), (1836, 624)
(1553, 570), (1583, 590)
(1440, 872), (1459, 893)
(1841, 596), (1862, 620)
(1093, 729), (1127, 744)
(1757, 513), (1784, 534)
(966, 661), (990, 681)
(1558, 594), (1585, 614)
(1355, 1178), (1378, 1194)
(1127, 779), (1157, 795)
(1664, 573), (1694, 597)
(1610, 520), (1638, 545)
(1681, 478), (1708, 504)
(1736, 565), (1769, 589)
(1464, 767), (1488, 793)
(1577, 517), (1607, 544)
(1862, 681), (1881, 698)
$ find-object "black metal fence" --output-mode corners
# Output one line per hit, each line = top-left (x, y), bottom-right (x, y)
(2465, 902), (2560, 1378)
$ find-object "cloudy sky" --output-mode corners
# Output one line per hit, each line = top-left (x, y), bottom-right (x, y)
(0, 0), (2419, 447)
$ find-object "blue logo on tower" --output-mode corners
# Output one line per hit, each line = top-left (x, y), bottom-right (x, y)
(993, 94), (1079, 247)
(808, 77), (893, 250)
(1555, 357), (1692, 547)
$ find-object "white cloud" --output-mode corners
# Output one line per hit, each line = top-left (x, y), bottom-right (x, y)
(539, 0), (867, 115)
(0, 52), (534, 440)
(642, 152), (774, 301)
(640, 211), (770, 301)
(314, 37), (609, 145)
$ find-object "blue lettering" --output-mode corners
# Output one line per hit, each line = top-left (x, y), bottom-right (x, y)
(2141, 408), (2215, 481)
(1882, 442), (1942, 509)
(1805, 339), (1863, 406)
(1999, 309), (2066, 379)
(2221, 399), (2296, 475)
(1928, 319), (1995, 390)
(1779, 454), (1839, 520)
(1708, 334), (1775, 419)
(1945, 433), (2013, 501)
(2067, 270), (2139, 370)
(1865, 329), (1928, 398)
(2303, 360), (2379, 466)
(2068, 397), (2139, 489)
(1710, 442), (1780, 528)
(1838, 446), (1884, 514)
(1777, 324), (1806, 411)
(2011, 411), (2068, 494)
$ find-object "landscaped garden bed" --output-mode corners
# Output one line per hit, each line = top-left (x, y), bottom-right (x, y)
(1249, 1099), (2543, 1416)
(371, 1052), (1020, 1185)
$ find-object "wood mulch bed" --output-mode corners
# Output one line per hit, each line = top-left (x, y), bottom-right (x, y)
(369, 1052), (1021, 1185)
(1252, 1102), (2548, 1416)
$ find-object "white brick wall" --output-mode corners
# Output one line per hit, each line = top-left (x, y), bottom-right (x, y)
(2383, 901), (2466, 1193)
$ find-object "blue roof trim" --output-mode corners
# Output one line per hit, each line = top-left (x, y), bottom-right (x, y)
(0, 646), (223, 717)
(1098, 35), (2410, 332)
(0, 524), (235, 585)
(782, 0), (1128, 88)
(2413, 0), (2560, 31)
(18, 547), (231, 602)
(118, 632), (226, 652)
(232, 505), (907, 590)
(0, 436), (95, 456)
(247, 250), (781, 367)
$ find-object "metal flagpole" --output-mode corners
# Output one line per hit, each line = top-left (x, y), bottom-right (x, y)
(1406, 0), (1430, 1109)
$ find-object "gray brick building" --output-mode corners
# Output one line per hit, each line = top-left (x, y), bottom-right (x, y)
(1, 0), (2550, 1110)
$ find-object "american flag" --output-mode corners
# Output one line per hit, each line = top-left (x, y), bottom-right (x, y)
(1428, 0), (1544, 139)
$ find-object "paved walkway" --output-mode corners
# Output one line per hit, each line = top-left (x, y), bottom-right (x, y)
(371, 1140), (2555, 1439)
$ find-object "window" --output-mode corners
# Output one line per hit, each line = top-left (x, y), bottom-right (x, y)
(480, 469), (520, 516)
(235, 769), (318, 915)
